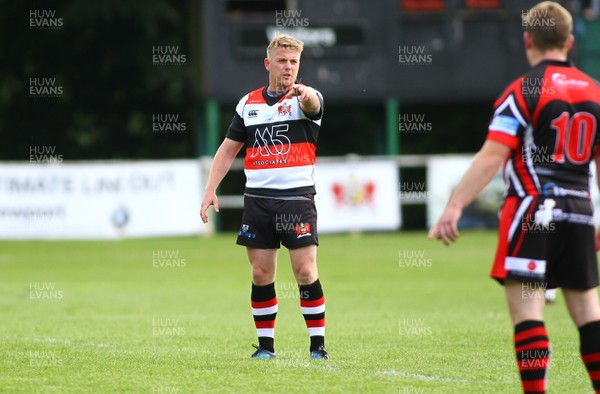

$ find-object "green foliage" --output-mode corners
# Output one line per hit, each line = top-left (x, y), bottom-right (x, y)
(1, 1), (197, 160)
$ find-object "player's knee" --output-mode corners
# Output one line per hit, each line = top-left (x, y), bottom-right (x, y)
(293, 262), (317, 284)
(251, 264), (275, 284)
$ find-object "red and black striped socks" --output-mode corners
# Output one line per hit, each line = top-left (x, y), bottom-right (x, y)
(299, 278), (325, 351)
(514, 320), (550, 394)
(251, 283), (278, 352)
(580, 320), (600, 393)
(251, 280), (325, 353)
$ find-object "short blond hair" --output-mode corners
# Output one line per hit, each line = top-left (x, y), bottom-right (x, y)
(266, 34), (304, 58)
(523, 1), (572, 51)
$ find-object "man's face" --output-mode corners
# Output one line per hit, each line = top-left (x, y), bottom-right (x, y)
(265, 47), (300, 93)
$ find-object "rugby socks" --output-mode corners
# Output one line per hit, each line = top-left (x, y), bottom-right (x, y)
(251, 283), (277, 352)
(514, 320), (550, 394)
(299, 278), (325, 351)
(579, 320), (600, 393)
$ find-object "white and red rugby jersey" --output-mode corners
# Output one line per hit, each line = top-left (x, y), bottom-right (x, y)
(226, 86), (323, 197)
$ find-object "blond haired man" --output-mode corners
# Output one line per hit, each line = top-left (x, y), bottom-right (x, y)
(429, 2), (600, 392)
(201, 34), (328, 359)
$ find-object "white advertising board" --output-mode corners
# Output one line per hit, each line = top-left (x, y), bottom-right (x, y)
(315, 159), (401, 233)
(0, 160), (204, 239)
(427, 155), (504, 228)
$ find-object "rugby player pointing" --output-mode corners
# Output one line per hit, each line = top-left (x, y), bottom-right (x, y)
(429, 2), (600, 392)
(200, 35), (328, 360)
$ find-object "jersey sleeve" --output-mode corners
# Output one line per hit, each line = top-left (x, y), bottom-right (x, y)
(486, 80), (529, 151)
(301, 90), (324, 121)
(225, 113), (246, 142)
(225, 94), (249, 142)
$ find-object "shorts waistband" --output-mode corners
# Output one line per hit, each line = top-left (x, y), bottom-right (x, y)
(244, 193), (313, 201)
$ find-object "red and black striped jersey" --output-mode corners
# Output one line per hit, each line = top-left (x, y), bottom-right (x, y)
(486, 60), (600, 199)
(226, 86), (323, 197)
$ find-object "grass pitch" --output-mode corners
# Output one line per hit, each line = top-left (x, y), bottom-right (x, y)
(0, 231), (593, 393)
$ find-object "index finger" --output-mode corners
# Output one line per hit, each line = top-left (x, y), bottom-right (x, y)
(427, 225), (439, 240)
(200, 205), (209, 223)
(285, 84), (300, 98)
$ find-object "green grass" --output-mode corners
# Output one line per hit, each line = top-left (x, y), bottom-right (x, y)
(0, 231), (593, 393)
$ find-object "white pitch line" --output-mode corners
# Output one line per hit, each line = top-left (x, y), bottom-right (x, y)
(33, 338), (114, 348)
(33, 338), (72, 345)
(376, 369), (467, 384)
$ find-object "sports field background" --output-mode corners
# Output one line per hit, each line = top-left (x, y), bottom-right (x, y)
(0, 231), (591, 393)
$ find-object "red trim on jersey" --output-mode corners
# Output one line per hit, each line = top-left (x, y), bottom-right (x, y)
(582, 352), (600, 363)
(254, 320), (276, 329)
(487, 131), (520, 150)
(514, 326), (548, 343)
(491, 197), (519, 281)
(513, 147), (539, 196)
(246, 87), (267, 105)
(245, 142), (316, 170)
(300, 296), (325, 307)
(251, 298), (278, 309)
(305, 318), (325, 328)
(511, 199), (537, 257)
(493, 78), (522, 109)
(513, 79), (532, 120)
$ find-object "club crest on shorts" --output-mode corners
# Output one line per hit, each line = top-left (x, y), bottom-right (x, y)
(239, 224), (256, 239)
(295, 222), (311, 238)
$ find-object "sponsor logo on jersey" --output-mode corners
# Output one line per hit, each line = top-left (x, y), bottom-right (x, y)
(542, 182), (590, 198)
(489, 115), (520, 136)
(248, 109), (258, 118)
(551, 73), (589, 90)
(277, 103), (292, 116)
(294, 222), (312, 238)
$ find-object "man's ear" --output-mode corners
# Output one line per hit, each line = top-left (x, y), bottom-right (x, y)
(565, 34), (575, 53)
(264, 57), (270, 71)
(523, 31), (533, 50)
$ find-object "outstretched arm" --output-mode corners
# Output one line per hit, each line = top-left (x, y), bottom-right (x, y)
(200, 138), (244, 223)
(428, 140), (511, 245)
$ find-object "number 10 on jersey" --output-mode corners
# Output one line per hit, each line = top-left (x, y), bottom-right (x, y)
(551, 112), (597, 164)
